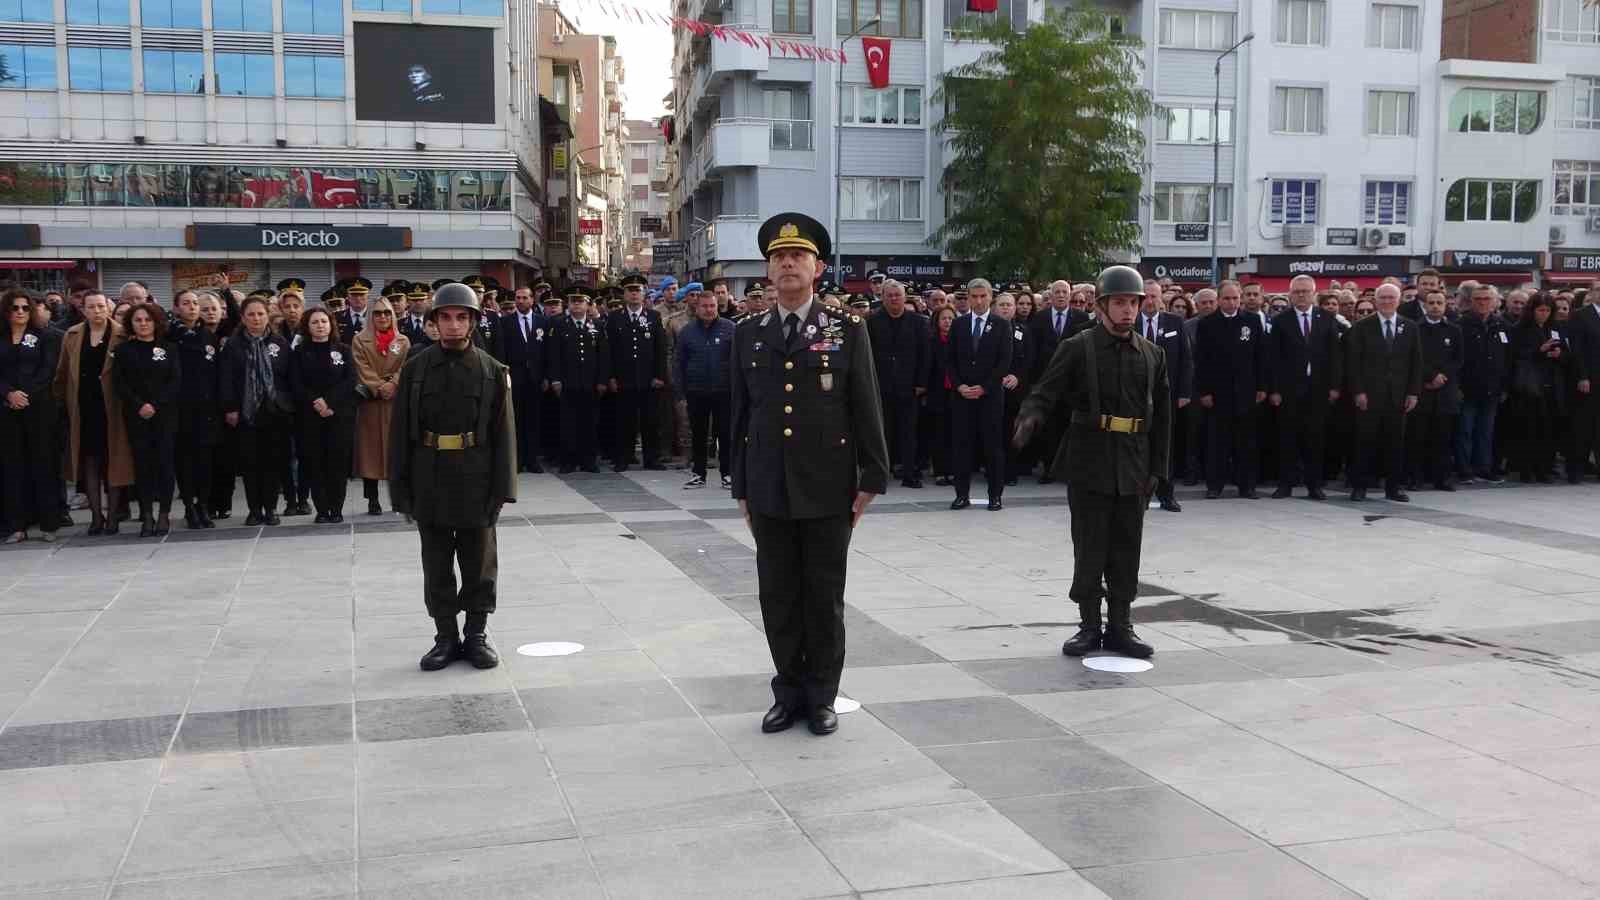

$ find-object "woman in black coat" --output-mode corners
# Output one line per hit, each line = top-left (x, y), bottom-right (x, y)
(288, 308), (358, 523)
(169, 290), (222, 529)
(1, 288), (63, 543)
(219, 295), (292, 526)
(112, 302), (183, 536)
(1508, 293), (1568, 483)
(926, 305), (958, 486)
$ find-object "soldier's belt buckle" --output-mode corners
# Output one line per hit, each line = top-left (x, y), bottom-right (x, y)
(423, 432), (474, 450)
(1099, 415), (1143, 434)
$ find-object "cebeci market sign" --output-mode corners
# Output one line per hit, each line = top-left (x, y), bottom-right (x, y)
(186, 224), (412, 252)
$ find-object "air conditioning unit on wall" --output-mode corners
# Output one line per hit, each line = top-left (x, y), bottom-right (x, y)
(1550, 225), (1567, 245)
(1361, 227), (1388, 249)
(1283, 225), (1315, 248)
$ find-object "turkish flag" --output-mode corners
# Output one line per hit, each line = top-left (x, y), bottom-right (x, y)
(862, 36), (891, 88)
(967, 0), (997, 10)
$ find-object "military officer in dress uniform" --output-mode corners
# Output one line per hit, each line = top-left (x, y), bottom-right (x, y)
(1014, 265), (1170, 660)
(389, 283), (517, 671)
(742, 283), (769, 322)
(336, 278), (372, 337)
(463, 275), (498, 347)
(607, 272), (668, 472)
(731, 213), (890, 736)
(401, 283), (432, 346)
(551, 287), (609, 473)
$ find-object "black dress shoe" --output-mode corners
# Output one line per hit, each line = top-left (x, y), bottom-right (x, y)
(1271, 486), (1293, 499)
(901, 478), (923, 489)
(244, 511), (263, 526)
(367, 499), (383, 516)
(263, 512), (281, 526)
(1005, 477), (1018, 486)
(1385, 490), (1411, 502)
(807, 706), (839, 735)
(315, 513), (331, 524)
(183, 508), (200, 529)
(154, 514), (170, 536)
(459, 633), (499, 669)
(934, 475), (952, 486)
(138, 518), (155, 538)
(1435, 482), (1457, 492)
(761, 703), (800, 734)
(1204, 490), (1221, 499)
(198, 508), (215, 528)
(87, 523), (105, 536)
(950, 497), (970, 510)
(1307, 487), (1328, 501)
(1239, 489), (1259, 499)
(581, 463), (600, 473)
(1102, 625), (1155, 659)
(559, 464), (576, 474)
(420, 637), (460, 671)
(1350, 488), (1368, 501)
(1038, 475), (1054, 485)
(331, 513), (344, 524)
(212, 508), (231, 520)
(1160, 497), (1183, 513)
(1182, 476), (1200, 486)
(987, 499), (1003, 511)
(1061, 626), (1102, 657)
(612, 464), (629, 473)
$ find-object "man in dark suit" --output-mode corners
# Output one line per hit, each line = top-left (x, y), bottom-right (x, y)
(1137, 278), (1191, 511)
(1566, 285), (1600, 482)
(1027, 280), (1092, 483)
(1195, 281), (1268, 499)
(1398, 268), (1443, 322)
(1268, 276), (1342, 500)
(493, 284), (549, 472)
(944, 278), (1013, 510)
(994, 291), (1033, 486)
(730, 213), (889, 737)
(606, 272), (668, 472)
(866, 278), (930, 488)
(1345, 283), (1424, 501)
(1408, 289), (1464, 490)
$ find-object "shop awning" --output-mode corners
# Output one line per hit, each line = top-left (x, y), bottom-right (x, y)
(1241, 275), (1392, 293)
(0, 259), (76, 269)
(1544, 273), (1598, 285)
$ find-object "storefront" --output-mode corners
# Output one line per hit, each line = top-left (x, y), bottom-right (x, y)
(1136, 257), (1218, 287)
(1239, 255), (1421, 293)
(1546, 251), (1600, 288)
(0, 226), (79, 293)
(822, 255), (957, 292)
(1434, 250), (1544, 287)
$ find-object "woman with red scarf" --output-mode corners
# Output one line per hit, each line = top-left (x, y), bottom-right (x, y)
(353, 296), (410, 515)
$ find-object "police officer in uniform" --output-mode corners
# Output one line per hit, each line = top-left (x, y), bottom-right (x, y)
(1014, 266), (1170, 659)
(607, 272), (667, 471)
(463, 275), (499, 347)
(551, 287), (609, 473)
(731, 213), (890, 736)
(389, 283), (517, 671)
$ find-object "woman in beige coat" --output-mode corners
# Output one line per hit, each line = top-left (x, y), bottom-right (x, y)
(53, 290), (135, 534)
(352, 296), (409, 515)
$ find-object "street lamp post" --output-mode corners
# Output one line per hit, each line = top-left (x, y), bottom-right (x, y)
(1209, 31), (1254, 288)
(834, 17), (880, 288)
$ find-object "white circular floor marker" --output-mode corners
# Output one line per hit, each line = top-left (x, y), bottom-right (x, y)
(516, 642), (585, 657)
(834, 696), (861, 714)
(1082, 656), (1153, 673)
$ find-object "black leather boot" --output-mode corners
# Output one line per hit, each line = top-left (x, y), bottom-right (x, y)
(1103, 601), (1154, 659)
(420, 615), (461, 671)
(460, 612), (499, 669)
(1062, 601), (1103, 657)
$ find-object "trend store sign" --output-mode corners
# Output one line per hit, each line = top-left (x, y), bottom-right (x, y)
(186, 224), (413, 252)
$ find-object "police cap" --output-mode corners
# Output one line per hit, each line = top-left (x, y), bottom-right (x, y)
(347, 277), (372, 296)
(382, 280), (410, 298)
(757, 212), (830, 261)
(619, 271), (648, 288)
(276, 278), (306, 297)
(428, 282), (481, 321)
(1095, 265), (1145, 299)
(430, 278), (455, 292)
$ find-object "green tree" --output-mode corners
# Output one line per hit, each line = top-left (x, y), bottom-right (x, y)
(933, 5), (1150, 280)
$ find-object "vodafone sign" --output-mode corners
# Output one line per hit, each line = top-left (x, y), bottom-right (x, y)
(186, 224), (412, 252)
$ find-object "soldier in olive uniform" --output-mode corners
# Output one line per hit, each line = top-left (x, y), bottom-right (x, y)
(389, 283), (517, 671)
(731, 213), (891, 736)
(1014, 265), (1171, 660)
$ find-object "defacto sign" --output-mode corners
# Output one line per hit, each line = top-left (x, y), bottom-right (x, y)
(186, 224), (412, 252)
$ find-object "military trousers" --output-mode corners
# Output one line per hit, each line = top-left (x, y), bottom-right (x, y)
(749, 511), (852, 710)
(1067, 483), (1146, 617)
(559, 388), (599, 467)
(614, 387), (660, 466)
(417, 523), (499, 618)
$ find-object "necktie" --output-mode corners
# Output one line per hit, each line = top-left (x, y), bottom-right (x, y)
(1384, 319), (1393, 344)
(1055, 310), (1064, 336)
(1145, 317), (1156, 342)
(785, 312), (800, 348)
(973, 315), (982, 340)
(522, 314), (530, 340)
(1301, 312), (1309, 338)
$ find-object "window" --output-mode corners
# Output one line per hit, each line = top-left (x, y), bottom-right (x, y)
(66, 0), (129, 24)
(840, 85), (921, 126)
(282, 0), (340, 34)
(214, 52), (274, 96)
(1152, 183), (1231, 224)
(1155, 105), (1232, 144)
(1159, 9), (1234, 49)
(1367, 3), (1418, 49)
(69, 47), (132, 91)
(1559, 76), (1600, 130)
(552, 67), (569, 106)
(420, 0), (501, 14)
(1269, 179), (1320, 224)
(0, 0), (54, 22)
(0, 45), (56, 89)
(840, 176), (921, 220)
(1276, 0), (1325, 45)
(141, 0), (201, 27)
(1553, 161), (1599, 218)
(944, 0), (1024, 33)
(353, 0), (410, 9)
(1272, 86), (1324, 134)
(1545, 0), (1599, 44)
(630, 157), (649, 174)
(773, 0), (810, 34)
(284, 55), (343, 98)
(840, 0), (922, 38)
(142, 49), (205, 93)
(1444, 178), (1540, 222)
(1367, 90), (1415, 136)
(1363, 180), (1411, 225)
(212, 0), (272, 30)
(764, 85), (814, 149)
(1449, 88), (1545, 134)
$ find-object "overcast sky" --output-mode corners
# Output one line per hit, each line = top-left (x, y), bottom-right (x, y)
(556, 0), (675, 122)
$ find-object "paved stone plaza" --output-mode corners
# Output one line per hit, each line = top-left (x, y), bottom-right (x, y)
(4, 474), (1600, 899)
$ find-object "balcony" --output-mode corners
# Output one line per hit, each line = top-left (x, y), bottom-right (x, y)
(705, 214), (762, 264)
(709, 29), (768, 79)
(707, 117), (772, 170)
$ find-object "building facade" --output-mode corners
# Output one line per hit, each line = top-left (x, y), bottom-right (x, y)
(0, 0), (547, 298)
(622, 115), (669, 272)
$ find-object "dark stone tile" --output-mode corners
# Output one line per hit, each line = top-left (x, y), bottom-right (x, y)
(518, 679), (694, 729)
(162, 527), (262, 544)
(993, 786), (1259, 867)
(260, 523), (350, 540)
(0, 714), (179, 770)
(355, 692), (527, 743)
(1130, 649), (1277, 686)
(958, 656), (1136, 694)
(175, 703), (354, 754)
(528, 512), (616, 526)
(673, 674), (774, 716)
(844, 608), (944, 667)
(924, 737), (1154, 800)
(694, 508), (746, 520)
(867, 696), (1065, 747)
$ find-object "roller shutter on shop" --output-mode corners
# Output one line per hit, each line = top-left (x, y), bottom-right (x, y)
(102, 261), (332, 307)
(353, 263), (476, 294)
(99, 261), (174, 306)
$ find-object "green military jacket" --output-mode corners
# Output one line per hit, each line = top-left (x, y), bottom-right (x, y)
(388, 342), (517, 528)
(1020, 322), (1171, 496)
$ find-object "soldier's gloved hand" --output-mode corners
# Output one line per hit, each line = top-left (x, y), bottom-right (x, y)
(1012, 415), (1039, 449)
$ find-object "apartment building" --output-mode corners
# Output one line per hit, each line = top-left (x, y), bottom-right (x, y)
(622, 115), (670, 272)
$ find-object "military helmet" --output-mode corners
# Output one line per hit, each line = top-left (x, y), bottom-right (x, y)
(427, 282), (481, 321)
(1095, 265), (1145, 299)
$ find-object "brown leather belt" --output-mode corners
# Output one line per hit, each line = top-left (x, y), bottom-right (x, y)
(422, 431), (475, 450)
